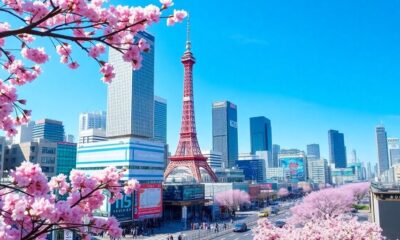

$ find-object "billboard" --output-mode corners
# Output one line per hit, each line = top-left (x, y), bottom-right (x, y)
(163, 184), (205, 201)
(281, 157), (305, 182)
(134, 183), (162, 220)
(110, 192), (133, 222)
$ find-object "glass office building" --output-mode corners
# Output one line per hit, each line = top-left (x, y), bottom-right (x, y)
(212, 101), (238, 168)
(154, 96), (167, 143)
(328, 129), (347, 168)
(56, 142), (77, 176)
(376, 126), (389, 174)
(32, 119), (65, 143)
(107, 32), (155, 139)
(250, 116), (272, 154)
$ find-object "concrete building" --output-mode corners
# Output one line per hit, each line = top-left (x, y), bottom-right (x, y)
(79, 111), (107, 131)
(307, 158), (329, 185)
(212, 101), (238, 169)
(330, 168), (356, 185)
(328, 129), (347, 168)
(77, 138), (164, 183)
(154, 96), (167, 143)
(79, 129), (107, 144)
(370, 183), (400, 240)
(388, 138), (400, 166)
(265, 167), (285, 181)
(306, 144), (320, 160)
(32, 119), (65, 143)
(7, 121), (35, 144)
(213, 168), (245, 183)
(237, 152), (266, 183)
(376, 126), (390, 174)
(64, 134), (75, 143)
(106, 32), (155, 139)
(4, 140), (58, 178)
(203, 150), (223, 169)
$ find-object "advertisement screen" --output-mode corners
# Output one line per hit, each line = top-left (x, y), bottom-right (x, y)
(134, 183), (162, 219)
(281, 157), (305, 182)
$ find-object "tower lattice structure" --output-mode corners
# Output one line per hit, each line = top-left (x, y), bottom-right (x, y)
(164, 19), (218, 183)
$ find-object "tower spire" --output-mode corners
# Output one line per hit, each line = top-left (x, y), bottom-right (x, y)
(185, 15), (191, 51)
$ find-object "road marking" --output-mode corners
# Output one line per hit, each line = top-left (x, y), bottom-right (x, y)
(244, 233), (250, 236)
(220, 238), (225, 240)
(228, 234), (235, 237)
(234, 238), (239, 240)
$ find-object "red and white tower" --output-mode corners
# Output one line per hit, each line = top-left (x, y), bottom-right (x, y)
(164, 19), (218, 183)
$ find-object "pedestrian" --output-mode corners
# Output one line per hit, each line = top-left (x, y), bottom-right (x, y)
(215, 223), (219, 232)
(223, 223), (227, 230)
(178, 234), (183, 240)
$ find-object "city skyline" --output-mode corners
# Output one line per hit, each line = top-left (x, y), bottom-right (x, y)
(6, 0), (400, 166)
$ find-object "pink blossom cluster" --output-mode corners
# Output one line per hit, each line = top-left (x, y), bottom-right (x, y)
(214, 189), (250, 211)
(253, 215), (383, 240)
(288, 182), (370, 225)
(0, 161), (140, 239)
(277, 187), (289, 197)
(0, 0), (187, 136)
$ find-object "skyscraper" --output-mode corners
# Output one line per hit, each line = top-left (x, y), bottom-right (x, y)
(250, 116), (272, 154)
(307, 144), (320, 159)
(212, 101), (239, 169)
(154, 96), (167, 143)
(106, 31), (155, 139)
(388, 138), (400, 166)
(32, 119), (65, 143)
(272, 144), (280, 167)
(8, 121), (35, 144)
(376, 125), (390, 174)
(79, 111), (106, 131)
(328, 129), (347, 168)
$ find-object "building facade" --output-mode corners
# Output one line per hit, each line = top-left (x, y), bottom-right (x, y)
(266, 167), (285, 181)
(8, 121), (35, 144)
(79, 129), (107, 144)
(56, 142), (77, 176)
(376, 126), (390, 174)
(237, 152), (266, 183)
(272, 144), (280, 167)
(307, 158), (329, 185)
(32, 119), (65, 143)
(0, 137), (5, 179)
(279, 152), (307, 182)
(106, 32), (155, 139)
(250, 117), (272, 161)
(212, 101), (238, 169)
(77, 138), (164, 183)
(306, 144), (320, 160)
(4, 140), (58, 178)
(328, 129), (347, 168)
(79, 111), (107, 131)
(154, 96), (167, 143)
(388, 138), (400, 166)
(203, 150), (223, 169)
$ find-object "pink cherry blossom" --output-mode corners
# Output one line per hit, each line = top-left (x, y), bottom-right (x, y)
(215, 189), (250, 212)
(21, 47), (49, 64)
(160, 0), (173, 8)
(100, 63), (115, 83)
(68, 61), (79, 69)
(88, 43), (106, 58)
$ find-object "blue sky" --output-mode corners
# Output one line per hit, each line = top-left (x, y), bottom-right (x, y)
(8, 0), (400, 165)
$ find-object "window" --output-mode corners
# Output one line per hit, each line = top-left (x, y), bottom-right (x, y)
(42, 147), (56, 154)
(41, 156), (55, 164)
(42, 166), (54, 173)
(30, 146), (35, 152)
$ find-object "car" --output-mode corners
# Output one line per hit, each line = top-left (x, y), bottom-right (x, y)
(271, 207), (279, 214)
(258, 211), (269, 217)
(351, 208), (358, 213)
(269, 201), (279, 206)
(233, 223), (248, 232)
(274, 220), (286, 228)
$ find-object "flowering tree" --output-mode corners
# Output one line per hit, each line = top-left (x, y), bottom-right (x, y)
(342, 182), (370, 203)
(0, 161), (140, 239)
(0, 0), (187, 135)
(253, 215), (383, 240)
(214, 190), (250, 215)
(277, 187), (289, 198)
(301, 184), (312, 193)
(289, 187), (355, 224)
